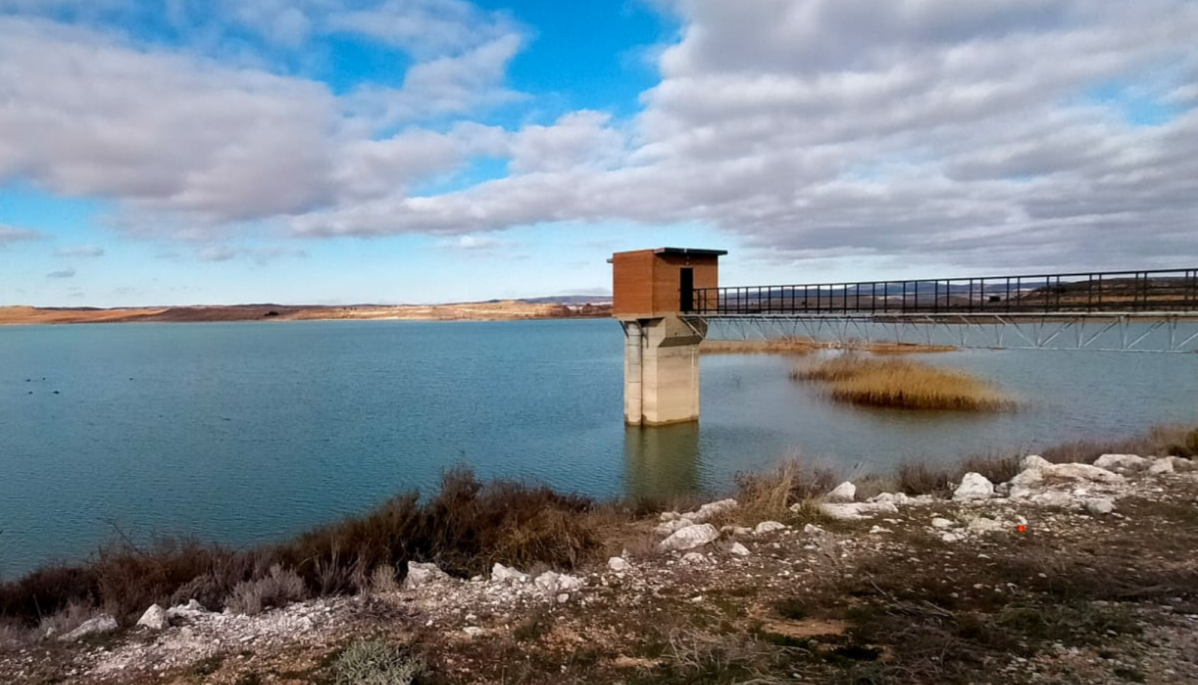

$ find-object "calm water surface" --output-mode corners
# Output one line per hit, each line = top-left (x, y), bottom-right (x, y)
(2, 319), (1196, 578)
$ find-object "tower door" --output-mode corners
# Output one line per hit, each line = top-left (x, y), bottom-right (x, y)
(680, 267), (694, 312)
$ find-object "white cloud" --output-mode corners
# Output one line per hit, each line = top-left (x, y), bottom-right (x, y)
(0, 225), (44, 245)
(328, 0), (517, 59)
(46, 268), (76, 278)
(197, 244), (307, 264)
(437, 235), (503, 251)
(54, 245), (105, 257)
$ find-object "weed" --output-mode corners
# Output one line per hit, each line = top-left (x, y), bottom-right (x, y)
(330, 639), (424, 685)
(792, 357), (1013, 411)
(735, 459), (839, 522)
(225, 565), (307, 616)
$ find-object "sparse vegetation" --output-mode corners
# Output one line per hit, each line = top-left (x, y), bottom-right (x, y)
(330, 639), (425, 685)
(225, 565), (307, 616)
(791, 356), (1014, 411)
(734, 459), (839, 523)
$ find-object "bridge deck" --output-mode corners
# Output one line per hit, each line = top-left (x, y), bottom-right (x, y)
(691, 267), (1198, 318)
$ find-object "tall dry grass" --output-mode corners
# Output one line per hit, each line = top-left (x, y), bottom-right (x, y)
(791, 356), (1013, 411)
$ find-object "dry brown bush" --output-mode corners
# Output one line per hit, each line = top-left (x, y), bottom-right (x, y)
(735, 459), (841, 522)
(225, 565), (307, 616)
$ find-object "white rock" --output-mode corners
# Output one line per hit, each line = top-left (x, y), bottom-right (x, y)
(1020, 455), (1052, 471)
(826, 481), (856, 503)
(725, 542), (750, 556)
(802, 524), (826, 535)
(404, 562), (449, 590)
(1048, 462), (1123, 483)
(607, 557), (630, 572)
(689, 499), (739, 523)
(1085, 498), (1115, 515)
(931, 517), (954, 529)
(659, 511), (680, 522)
(954, 472), (996, 501)
(1163, 456), (1196, 472)
(1025, 490), (1079, 508)
(681, 552), (708, 564)
(869, 526), (892, 535)
(1094, 454), (1149, 472)
(658, 523), (720, 551)
(753, 521), (787, 535)
(136, 604), (168, 631)
(556, 593), (570, 604)
(534, 571), (583, 597)
(654, 519), (694, 536)
(1149, 459), (1175, 474)
(490, 563), (529, 585)
(720, 525), (752, 536)
(166, 600), (208, 622)
(966, 517), (1004, 534)
(817, 501), (899, 520)
(941, 533), (960, 543)
(60, 615), (118, 642)
(463, 627), (483, 638)
(869, 492), (911, 506)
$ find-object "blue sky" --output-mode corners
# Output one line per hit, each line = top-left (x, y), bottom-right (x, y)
(1, 0), (1196, 306)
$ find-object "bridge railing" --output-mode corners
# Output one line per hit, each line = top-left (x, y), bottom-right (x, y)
(691, 268), (1198, 316)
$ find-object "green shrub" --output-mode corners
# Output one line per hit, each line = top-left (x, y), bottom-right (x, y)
(330, 639), (424, 685)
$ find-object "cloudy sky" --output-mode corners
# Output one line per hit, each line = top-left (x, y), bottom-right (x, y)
(1, 0), (1196, 306)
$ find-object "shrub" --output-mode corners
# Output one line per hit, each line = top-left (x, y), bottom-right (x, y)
(225, 565), (307, 616)
(896, 461), (956, 497)
(330, 639), (424, 685)
(792, 357), (1013, 411)
(735, 459), (840, 522)
(0, 619), (32, 650)
(38, 600), (96, 637)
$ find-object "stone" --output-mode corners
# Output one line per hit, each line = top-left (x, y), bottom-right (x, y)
(1163, 456), (1197, 472)
(1149, 459), (1175, 474)
(690, 499), (739, 522)
(941, 533), (960, 543)
(816, 501), (899, 520)
(1020, 455), (1052, 471)
(931, 517), (954, 529)
(136, 604), (168, 631)
(658, 523), (720, 551)
(966, 517), (1004, 534)
(802, 524), (826, 535)
(869, 526), (891, 535)
(681, 552), (707, 564)
(404, 561), (449, 590)
(654, 519), (694, 536)
(534, 571), (583, 597)
(1094, 454), (1149, 472)
(607, 557), (630, 572)
(491, 563), (529, 585)
(754, 521), (787, 535)
(1047, 463), (1123, 483)
(166, 599), (208, 622)
(1085, 498), (1115, 515)
(724, 542), (750, 556)
(463, 627), (483, 638)
(60, 615), (118, 642)
(659, 512), (680, 522)
(556, 593), (570, 604)
(869, 492), (911, 506)
(720, 525), (752, 536)
(826, 481), (856, 503)
(954, 472), (995, 501)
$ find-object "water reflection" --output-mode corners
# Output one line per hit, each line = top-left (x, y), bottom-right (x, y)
(623, 422), (702, 501)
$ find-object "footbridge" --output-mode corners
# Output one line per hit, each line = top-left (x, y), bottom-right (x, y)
(610, 248), (1198, 426)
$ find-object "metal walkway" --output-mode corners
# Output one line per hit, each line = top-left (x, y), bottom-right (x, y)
(687, 268), (1198, 353)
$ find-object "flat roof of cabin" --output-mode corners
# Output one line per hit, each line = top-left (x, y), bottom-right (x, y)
(652, 247), (728, 257)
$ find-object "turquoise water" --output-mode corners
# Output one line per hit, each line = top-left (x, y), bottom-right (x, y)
(2, 319), (1196, 578)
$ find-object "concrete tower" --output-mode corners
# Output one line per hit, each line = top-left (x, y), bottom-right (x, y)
(610, 247), (726, 426)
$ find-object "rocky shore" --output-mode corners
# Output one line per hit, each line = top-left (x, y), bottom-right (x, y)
(3, 451), (1197, 684)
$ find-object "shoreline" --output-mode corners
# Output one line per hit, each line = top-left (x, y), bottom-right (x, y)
(2, 425), (1196, 684)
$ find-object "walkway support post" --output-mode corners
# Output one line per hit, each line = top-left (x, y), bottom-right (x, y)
(610, 247), (726, 426)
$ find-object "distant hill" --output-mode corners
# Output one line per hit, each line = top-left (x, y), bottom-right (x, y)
(518, 295), (613, 305)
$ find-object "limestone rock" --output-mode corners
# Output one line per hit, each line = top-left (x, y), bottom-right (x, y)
(966, 517), (1004, 534)
(689, 499), (738, 523)
(534, 571), (583, 597)
(1085, 498), (1115, 515)
(659, 511), (680, 522)
(654, 519), (694, 536)
(802, 524), (826, 535)
(931, 517), (954, 529)
(722, 541), (750, 556)
(1020, 455), (1052, 471)
(136, 604), (168, 631)
(753, 521), (787, 535)
(1163, 456), (1196, 472)
(463, 627), (483, 638)
(720, 525), (752, 536)
(816, 501), (899, 520)
(607, 557), (630, 572)
(658, 523), (719, 551)
(60, 614), (118, 642)
(1094, 454), (1149, 472)
(869, 492), (911, 506)
(1149, 459), (1175, 475)
(490, 563), (529, 585)
(404, 561), (449, 590)
(953, 472), (995, 501)
(166, 599), (208, 622)
(681, 552), (707, 564)
(826, 481), (856, 503)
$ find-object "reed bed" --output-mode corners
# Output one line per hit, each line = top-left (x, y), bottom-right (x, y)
(791, 356), (1013, 411)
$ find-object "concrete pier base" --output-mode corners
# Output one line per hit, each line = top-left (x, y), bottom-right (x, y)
(620, 316), (706, 426)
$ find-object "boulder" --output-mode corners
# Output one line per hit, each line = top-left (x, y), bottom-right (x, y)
(1163, 456), (1196, 472)
(689, 499), (739, 523)
(607, 557), (630, 572)
(136, 604), (168, 631)
(816, 501), (899, 521)
(869, 492), (911, 506)
(60, 614), (118, 642)
(658, 523), (719, 552)
(1148, 459), (1175, 475)
(1020, 454), (1052, 471)
(1085, 498), (1115, 515)
(491, 563), (529, 585)
(953, 473), (995, 501)
(802, 524), (826, 535)
(930, 517), (954, 529)
(404, 562), (449, 590)
(722, 541), (750, 556)
(826, 481), (856, 503)
(659, 512), (680, 522)
(753, 521), (787, 535)
(1094, 454), (1149, 472)
(966, 517), (1004, 534)
(654, 519), (694, 536)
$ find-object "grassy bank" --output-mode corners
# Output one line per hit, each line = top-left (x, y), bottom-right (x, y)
(791, 356), (1014, 411)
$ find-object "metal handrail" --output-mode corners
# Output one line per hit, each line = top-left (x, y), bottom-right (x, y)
(689, 268), (1198, 316)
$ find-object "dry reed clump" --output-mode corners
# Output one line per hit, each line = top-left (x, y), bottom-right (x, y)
(734, 460), (841, 522)
(225, 565), (307, 616)
(791, 356), (1013, 411)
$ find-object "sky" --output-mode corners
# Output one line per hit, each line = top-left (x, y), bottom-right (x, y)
(1, 0), (1196, 307)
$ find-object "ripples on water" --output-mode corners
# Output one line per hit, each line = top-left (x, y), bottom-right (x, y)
(1, 319), (1195, 577)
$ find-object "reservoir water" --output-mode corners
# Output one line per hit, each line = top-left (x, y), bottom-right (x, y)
(2, 319), (1196, 579)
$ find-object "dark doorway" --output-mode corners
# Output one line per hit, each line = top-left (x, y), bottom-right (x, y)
(680, 268), (694, 312)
